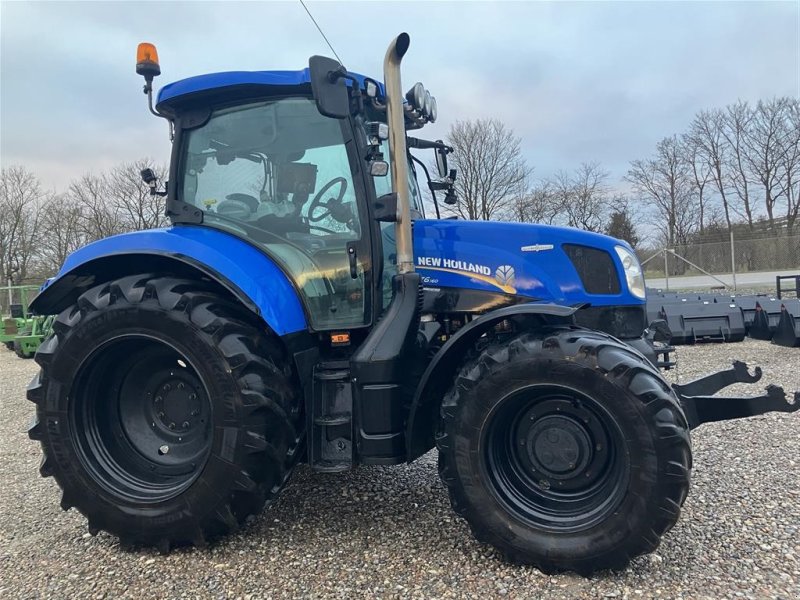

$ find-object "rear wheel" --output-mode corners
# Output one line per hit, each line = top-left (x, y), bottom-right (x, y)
(437, 327), (692, 574)
(27, 274), (302, 551)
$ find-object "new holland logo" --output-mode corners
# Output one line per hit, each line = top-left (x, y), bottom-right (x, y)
(495, 265), (516, 286)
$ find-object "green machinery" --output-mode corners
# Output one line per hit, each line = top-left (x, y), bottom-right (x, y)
(0, 284), (53, 358)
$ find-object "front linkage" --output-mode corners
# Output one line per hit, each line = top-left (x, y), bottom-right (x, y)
(674, 360), (800, 429)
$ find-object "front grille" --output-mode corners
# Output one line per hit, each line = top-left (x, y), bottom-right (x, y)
(562, 244), (621, 295)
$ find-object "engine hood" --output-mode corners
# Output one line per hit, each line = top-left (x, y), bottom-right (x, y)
(411, 219), (642, 308)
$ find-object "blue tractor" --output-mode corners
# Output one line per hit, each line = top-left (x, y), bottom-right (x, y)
(27, 34), (798, 574)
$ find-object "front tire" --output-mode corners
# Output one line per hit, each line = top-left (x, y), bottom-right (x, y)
(27, 274), (302, 551)
(437, 327), (692, 574)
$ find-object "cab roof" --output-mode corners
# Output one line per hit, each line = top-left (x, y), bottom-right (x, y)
(156, 68), (381, 112)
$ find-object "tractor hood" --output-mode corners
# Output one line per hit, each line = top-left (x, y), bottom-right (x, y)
(412, 219), (643, 309)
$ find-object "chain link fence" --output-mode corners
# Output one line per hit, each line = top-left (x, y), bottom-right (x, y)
(0, 285), (41, 317)
(641, 234), (800, 278)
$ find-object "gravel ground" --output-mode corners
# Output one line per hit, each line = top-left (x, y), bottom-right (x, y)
(1, 340), (798, 599)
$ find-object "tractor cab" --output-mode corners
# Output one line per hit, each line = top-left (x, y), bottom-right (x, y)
(151, 58), (441, 334)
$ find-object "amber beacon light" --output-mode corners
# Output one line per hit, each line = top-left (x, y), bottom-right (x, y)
(136, 42), (161, 80)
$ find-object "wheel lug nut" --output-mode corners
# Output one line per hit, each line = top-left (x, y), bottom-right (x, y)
(155, 396), (162, 403)
(163, 384), (171, 391)
(182, 421), (190, 429)
(178, 382), (185, 390)
(158, 412), (165, 418)
(169, 422), (176, 430)
(190, 410), (199, 416)
(189, 393), (197, 401)
(159, 445), (169, 455)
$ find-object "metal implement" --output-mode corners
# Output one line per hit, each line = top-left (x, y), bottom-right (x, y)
(675, 361), (800, 429)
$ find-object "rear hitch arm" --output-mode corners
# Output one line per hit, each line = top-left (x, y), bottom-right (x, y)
(673, 361), (800, 430)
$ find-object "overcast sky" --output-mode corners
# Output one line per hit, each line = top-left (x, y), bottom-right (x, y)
(2, 1), (798, 198)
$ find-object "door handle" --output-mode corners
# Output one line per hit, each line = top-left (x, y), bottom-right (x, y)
(347, 242), (358, 279)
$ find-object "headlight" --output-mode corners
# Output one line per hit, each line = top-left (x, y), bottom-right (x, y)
(614, 245), (646, 299)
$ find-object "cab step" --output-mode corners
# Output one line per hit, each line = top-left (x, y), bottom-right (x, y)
(309, 361), (353, 472)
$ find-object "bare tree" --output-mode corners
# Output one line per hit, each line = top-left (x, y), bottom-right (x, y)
(739, 98), (795, 231)
(546, 162), (609, 232)
(688, 109), (734, 229)
(0, 166), (47, 284)
(446, 118), (530, 220)
(65, 160), (168, 242)
(627, 136), (697, 246)
(721, 101), (756, 228)
(776, 98), (800, 233)
(511, 178), (558, 224)
(564, 162), (610, 232)
(38, 193), (88, 274)
(107, 159), (168, 231)
(683, 134), (712, 234)
(68, 173), (124, 241)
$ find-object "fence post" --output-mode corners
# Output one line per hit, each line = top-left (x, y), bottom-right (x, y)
(729, 230), (737, 291)
(664, 249), (669, 291)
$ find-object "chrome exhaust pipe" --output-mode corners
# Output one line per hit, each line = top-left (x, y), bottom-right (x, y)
(383, 32), (414, 274)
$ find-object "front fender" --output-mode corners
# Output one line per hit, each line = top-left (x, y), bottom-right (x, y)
(405, 302), (579, 461)
(31, 225), (307, 336)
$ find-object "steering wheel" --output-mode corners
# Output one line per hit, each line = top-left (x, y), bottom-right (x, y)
(307, 177), (348, 223)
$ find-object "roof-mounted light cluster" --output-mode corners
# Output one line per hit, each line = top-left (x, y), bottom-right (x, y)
(404, 82), (437, 128)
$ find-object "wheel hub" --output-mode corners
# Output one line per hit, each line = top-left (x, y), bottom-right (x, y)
(527, 416), (592, 479)
(151, 374), (203, 433)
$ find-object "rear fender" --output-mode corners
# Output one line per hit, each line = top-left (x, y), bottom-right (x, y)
(405, 303), (579, 461)
(30, 226), (307, 336)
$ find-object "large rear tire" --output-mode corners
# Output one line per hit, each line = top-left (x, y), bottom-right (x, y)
(27, 274), (302, 552)
(437, 327), (692, 574)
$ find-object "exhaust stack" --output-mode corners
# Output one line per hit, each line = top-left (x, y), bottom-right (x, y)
(383, 33), (414, 274)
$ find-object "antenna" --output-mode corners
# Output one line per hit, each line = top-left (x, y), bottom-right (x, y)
(298, 0), (345, 66)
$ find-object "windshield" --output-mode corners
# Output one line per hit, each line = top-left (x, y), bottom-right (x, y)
(180, 97), (369, 330)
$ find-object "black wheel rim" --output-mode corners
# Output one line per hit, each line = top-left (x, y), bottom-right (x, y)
(483, 384), (630, 532)
(71, 335), (213, 503)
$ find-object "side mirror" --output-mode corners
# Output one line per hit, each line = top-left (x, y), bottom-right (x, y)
(309, 56), (350, 119)
(435, 144), (449, 178)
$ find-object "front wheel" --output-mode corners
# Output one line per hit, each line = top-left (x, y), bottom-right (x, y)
(437, 327), (692, 574)
(27, 274), (302, 551)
